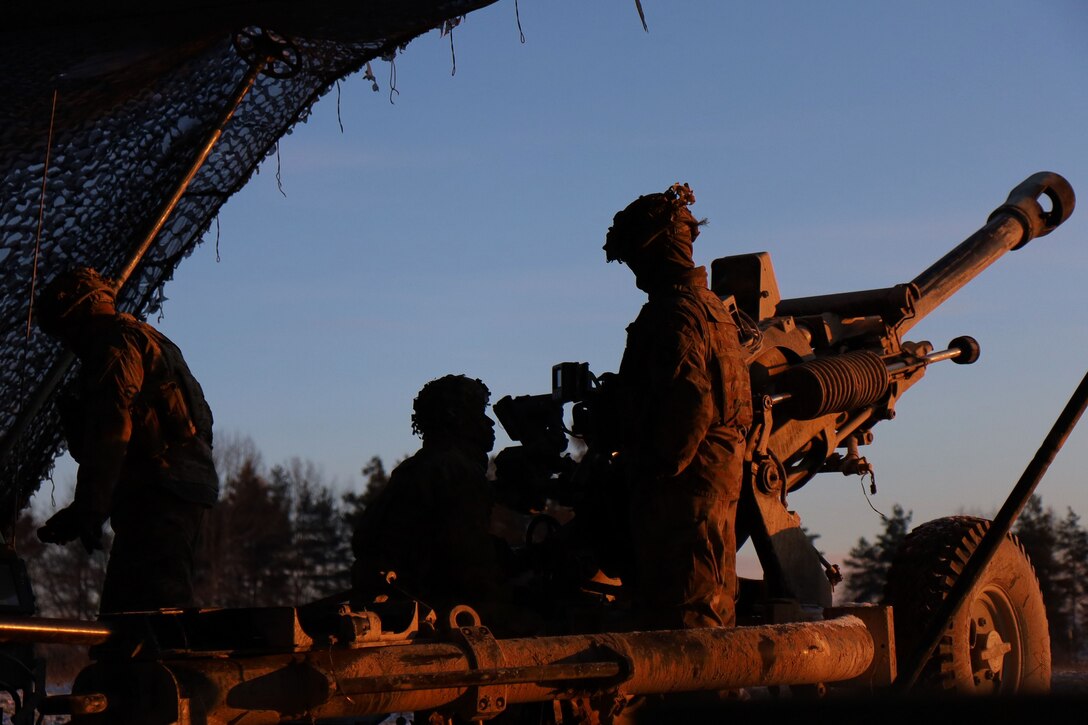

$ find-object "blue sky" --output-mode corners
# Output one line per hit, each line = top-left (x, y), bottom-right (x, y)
(44, 1), (1088, 563)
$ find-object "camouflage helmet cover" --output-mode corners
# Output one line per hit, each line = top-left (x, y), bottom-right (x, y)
(34, 267), (116, 335)
(604, 182), (702, 263)
(411, 374), (491, 437)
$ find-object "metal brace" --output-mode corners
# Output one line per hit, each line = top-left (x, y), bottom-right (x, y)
(750, 395), (788, 503)
(452, 624), (509, 721)
(752, 394), (775, 459)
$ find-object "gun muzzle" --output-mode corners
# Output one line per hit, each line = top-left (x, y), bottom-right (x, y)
(992, 171), (1076, 248)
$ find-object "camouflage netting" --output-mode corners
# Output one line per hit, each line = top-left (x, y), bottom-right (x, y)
(0, 1), (499, 537)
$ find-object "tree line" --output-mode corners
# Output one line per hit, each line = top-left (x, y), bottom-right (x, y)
(841, 496), (1088, 664)
(15, 435), (394, 619)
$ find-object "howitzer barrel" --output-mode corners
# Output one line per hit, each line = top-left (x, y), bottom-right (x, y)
(901, 172), (1074, 333)
(69, 615), (875, 723)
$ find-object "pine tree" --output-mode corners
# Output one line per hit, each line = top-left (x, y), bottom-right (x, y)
(841, 504), (912, 602)
(273, 458), (352, 605)
(197, 458), (293, 607)
(342, 455), (391, 533)
(1056, 507), (1088, 662)
(1013, 494), (1070, 656)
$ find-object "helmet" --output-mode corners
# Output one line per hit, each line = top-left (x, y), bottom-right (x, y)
(603, 182), (702, 263)
(411, 375), (491, 438)
(34, 267), (116, 335)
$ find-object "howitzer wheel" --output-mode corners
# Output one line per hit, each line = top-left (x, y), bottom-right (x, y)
(883, 516), (1050, 694)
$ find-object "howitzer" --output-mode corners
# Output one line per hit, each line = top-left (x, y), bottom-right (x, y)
(0, 173), (1076, 723)
(494, 172), (1074, 688)
(497, 173), (1073, 606)
(719, 171), (1073, 617)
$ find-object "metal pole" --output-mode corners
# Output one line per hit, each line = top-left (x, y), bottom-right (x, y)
(112, 60), (263, 290)
(0, 614), (112, 646)
(898, 369), (1088, 691)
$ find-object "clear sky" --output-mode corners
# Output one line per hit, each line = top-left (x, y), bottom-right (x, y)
(43, 1), (1088, 565)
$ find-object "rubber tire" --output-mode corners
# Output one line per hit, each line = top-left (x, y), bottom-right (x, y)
(883, 516), (1050, 694)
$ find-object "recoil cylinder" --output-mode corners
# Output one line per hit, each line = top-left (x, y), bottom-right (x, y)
(778, 350), (889, 419)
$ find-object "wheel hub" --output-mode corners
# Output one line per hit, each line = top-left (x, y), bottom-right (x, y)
(969, 590), (1019, 689)
(973, 629), (1012, 675)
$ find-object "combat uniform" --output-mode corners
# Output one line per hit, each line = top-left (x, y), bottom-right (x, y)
(604, 184), (752, 631)
(620, 267), (752, 629)
(40, 278), (218, 613)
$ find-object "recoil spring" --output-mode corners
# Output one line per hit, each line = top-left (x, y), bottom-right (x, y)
(777, 350), (889, 419)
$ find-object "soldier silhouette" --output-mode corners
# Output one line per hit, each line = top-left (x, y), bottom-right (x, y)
(351, 375), (517, 628)
(35, 267), (218, 613)
(604, 183), (753, 630)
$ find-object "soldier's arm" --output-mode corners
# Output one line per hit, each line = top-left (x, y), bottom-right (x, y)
(644, 319), (715, 478)
(71, 335), (142, 519)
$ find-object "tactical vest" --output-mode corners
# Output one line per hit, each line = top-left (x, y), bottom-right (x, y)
(142, 326), (214, 448)
(694, 289), (754, 431)
(124, 317), (218, 506)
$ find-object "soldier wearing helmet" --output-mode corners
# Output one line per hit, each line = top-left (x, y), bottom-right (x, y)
(606, 183), (753, 630)
(351, 375), (513, 627)
(34, 267), (218, 613)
